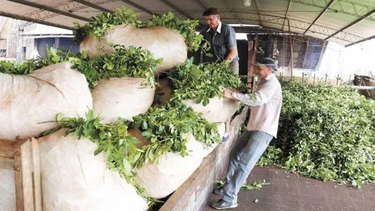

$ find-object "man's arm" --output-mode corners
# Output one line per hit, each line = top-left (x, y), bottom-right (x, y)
(225, 46), (238, 63)
(223, 79), (278, 106)
(224, 26), (237, 63)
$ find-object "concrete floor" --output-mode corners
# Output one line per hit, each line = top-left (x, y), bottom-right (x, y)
(206, 166), (375, 211)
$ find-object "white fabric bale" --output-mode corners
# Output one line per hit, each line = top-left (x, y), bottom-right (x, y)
(0, 63), (92, 140)
(92, 77), (155, 123)
(201, 122), (225, 158)
(183, 97), (238, 123)
(80, 24), (187, 72)
(37, 129), (148, 211)
(0, 169), (15, 211)
(135, 134), (204, 198)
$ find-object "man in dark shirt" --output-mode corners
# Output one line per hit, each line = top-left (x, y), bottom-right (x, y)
(201, 7), (239, 75)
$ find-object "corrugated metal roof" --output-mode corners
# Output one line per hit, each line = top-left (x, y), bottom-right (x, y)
(0, 0), (374, 46)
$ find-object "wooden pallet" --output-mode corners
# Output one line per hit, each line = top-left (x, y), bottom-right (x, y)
(0, 137), (42, 211)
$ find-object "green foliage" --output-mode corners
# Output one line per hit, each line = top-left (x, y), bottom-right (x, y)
(258, 82), (375, 187)
(216, 180), (269, 190)
(126, 101), (221, 168)
(168, 58), (246, 105)
(73, 6), (206, 52)
(70, 45), (161, 89)
(241, 180), (270, 191)
(0, 48), (72, 75)
(146, 12), (203, 51)
(73, 6), (143, 44)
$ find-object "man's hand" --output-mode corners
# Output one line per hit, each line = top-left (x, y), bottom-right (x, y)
(223, 89), (236, 100)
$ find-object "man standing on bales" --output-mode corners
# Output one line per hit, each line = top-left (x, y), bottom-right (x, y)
(201, 7), (239, 75)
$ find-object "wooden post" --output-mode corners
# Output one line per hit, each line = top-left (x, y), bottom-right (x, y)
(247, 34), (259, 93)
(0, 138), (42, 211)
(288, 20), (294, 80)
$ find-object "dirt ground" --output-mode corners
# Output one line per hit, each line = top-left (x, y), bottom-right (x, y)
(206, 166), (375, 211)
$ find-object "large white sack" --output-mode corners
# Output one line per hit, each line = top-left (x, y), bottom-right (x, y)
(135, 134), (204, 198)
(0, 63), (92, 140)
(92, 77), (155, 123)
(80, 24), (187, 72)
(0, 169), (15, 211)
(37, 129), (148, 211)
(183, 97), (238, 123)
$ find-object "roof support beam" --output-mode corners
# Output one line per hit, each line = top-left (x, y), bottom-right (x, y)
(7, 0), (90, 22)
(324, 9), (375, 40)
(303, 0), (335, 35)
(281, 0), (292, 31)
(159, 0), (194, 20)
(0, 11), (73, 30)
(72, 0), (112, 13)
(345, 34), (375, 47)
(196, 0), (207, 10)
(222, 0), (241, 24)
(253, 0), (263, 26)
(283, 0), (375, 22)
(119, 0), (154, 15)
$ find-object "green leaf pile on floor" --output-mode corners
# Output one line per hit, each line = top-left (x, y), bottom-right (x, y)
(258, 82), (375, 186)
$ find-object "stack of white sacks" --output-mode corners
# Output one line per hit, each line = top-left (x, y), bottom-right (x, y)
(0, 24), (238, 210)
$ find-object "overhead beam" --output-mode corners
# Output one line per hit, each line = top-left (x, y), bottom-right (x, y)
(283, 0), (375, 22)
(159, 0), (194, 20)
(72, 0), (112, 13)
(324, 9), (375, 40)
(0, 11), (73, 30)
(281, 0), (292, 31)
(196, 0), (207, 10)
(119, 0), (155, 15)
(253, 0), (263, 26)
(303, 0), (335, 35)
(345, 34), (375, 47)
(222, 0), (241, 24)
(7, 0), (90, 22)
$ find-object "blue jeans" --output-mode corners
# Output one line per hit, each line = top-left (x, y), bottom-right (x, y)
(222, 130), (273, 203)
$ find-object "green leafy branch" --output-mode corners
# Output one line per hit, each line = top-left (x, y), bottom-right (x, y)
(73, 6), (206, 52)
(70, 44), (161, 89)
(168, 58), (246, 105)
(126, 101), (221, 168)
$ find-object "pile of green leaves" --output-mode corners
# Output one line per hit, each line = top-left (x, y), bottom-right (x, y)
(258, 82), (375, 186)
(126, 101), (221, 168)
(0, 48), (72, 75)
(0, 46), (160, 90)
(73, 7), (142, 44)
(70, 44), (161, 89)
(73, 6), (205, 52)
(168, 58), (246, 105)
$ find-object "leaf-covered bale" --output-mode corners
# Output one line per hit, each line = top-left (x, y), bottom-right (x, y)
(92, 77), (155, 123)
(80, 24), (187, 72)
(37, 129), (148, 211)
(0, 63), (92, 139)
(134, 133), (204, 198)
